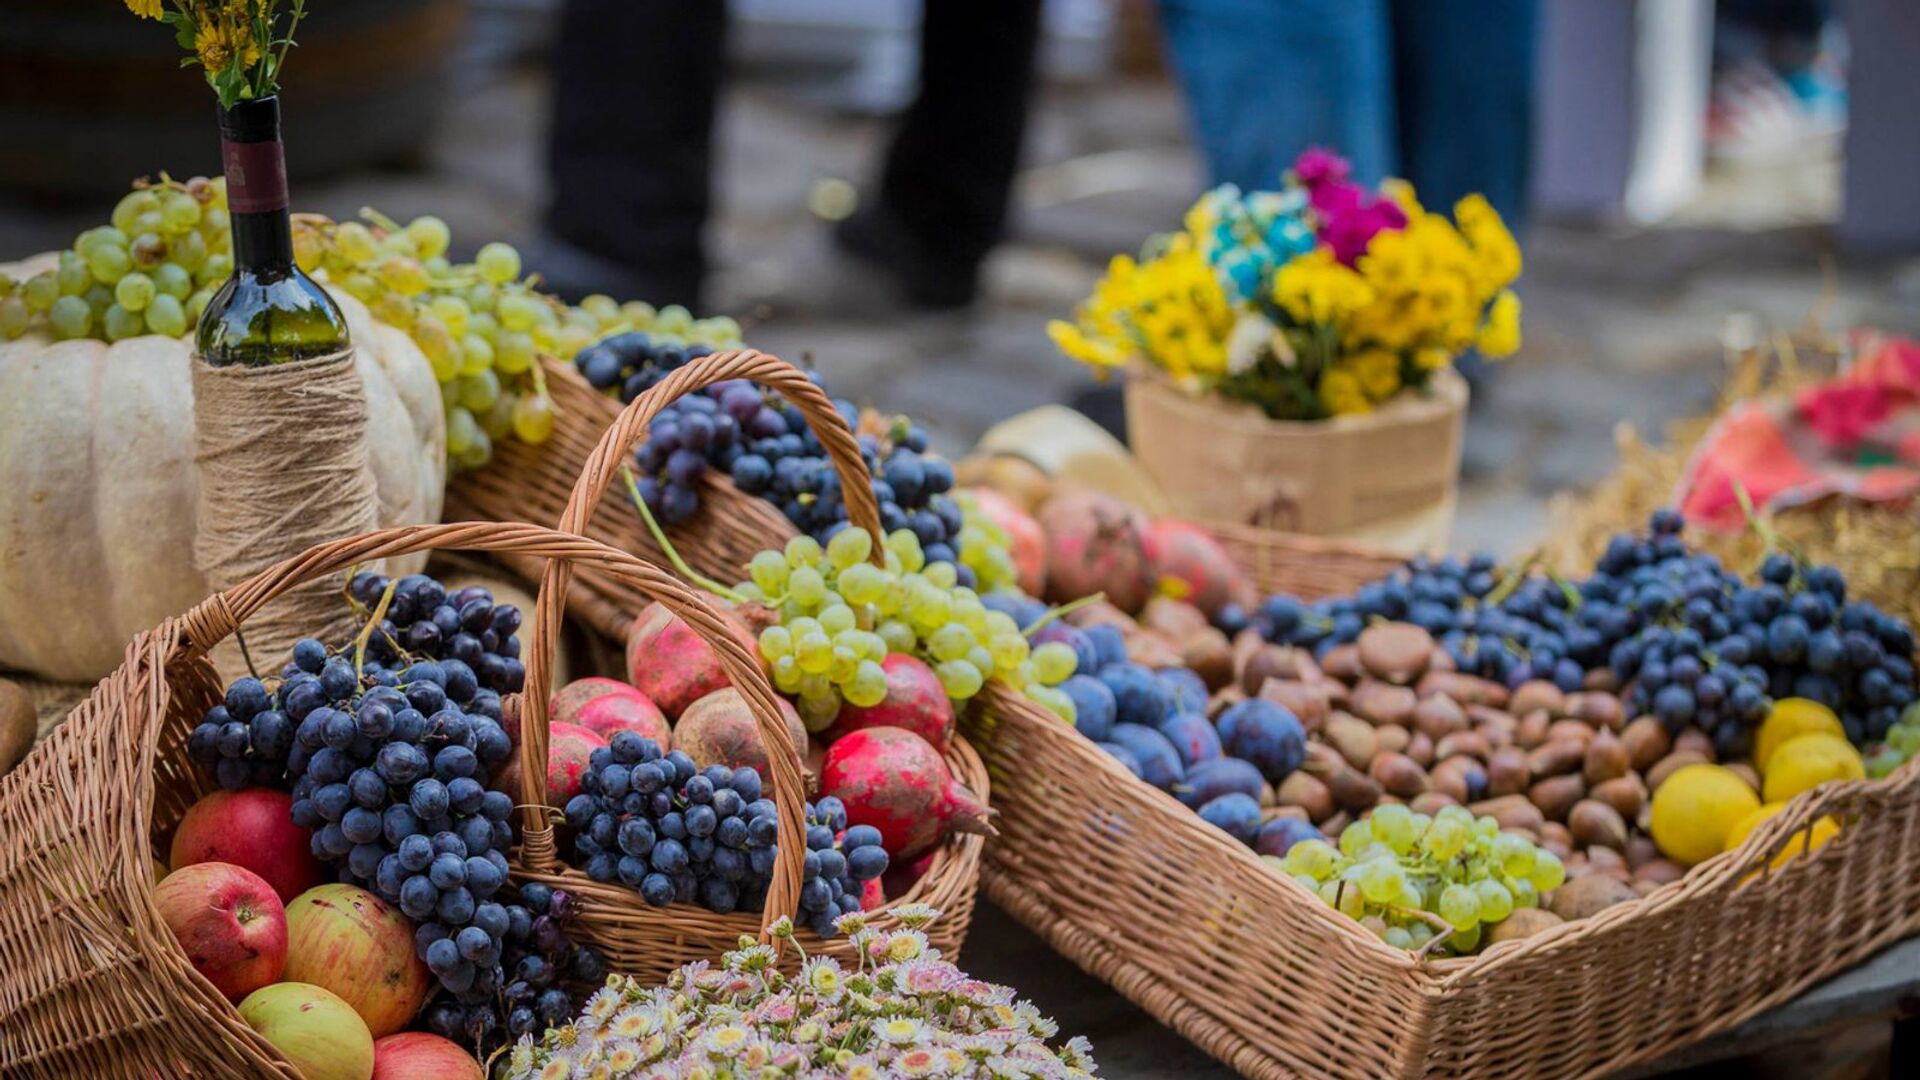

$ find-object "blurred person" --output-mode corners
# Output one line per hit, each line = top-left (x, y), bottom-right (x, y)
(540, 0), (1044, 311)
(1155, 0), (1538, 228)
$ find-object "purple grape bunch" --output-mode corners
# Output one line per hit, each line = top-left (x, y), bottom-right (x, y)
(187, 571), (600, 1048)
(575, 336), (970, 575)
(563, 731), (889, 938)
(1218, 510), (1918, 756)
(419, 882), (606, 1056)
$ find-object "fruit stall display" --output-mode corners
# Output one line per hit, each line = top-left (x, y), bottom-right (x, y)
(0, 522), (989, 1078)
(953, 475), (1920, 1079)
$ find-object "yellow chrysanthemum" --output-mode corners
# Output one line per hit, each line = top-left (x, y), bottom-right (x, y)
(1455, 194), (1522, 290)
(1319, 367), (1371, 416)
(1272, 248), (1374, 327)
(1350, 348), (1402, 401)
(1380, 178), (1425, 220)
(1053, 237), (1231, 383)
(1477, 289), (1522, 358)
(125, 0), (165, 18)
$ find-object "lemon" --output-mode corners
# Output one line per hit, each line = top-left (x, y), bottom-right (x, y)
(1762, 733), (1865, 803)
(1726, 802), (1784, 851)
(1754, 698), (1844, 772)
(1726, 802), (1841, 871)
(1650, 764), (1762, 866)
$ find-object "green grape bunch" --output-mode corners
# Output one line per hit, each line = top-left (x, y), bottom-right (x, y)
(740, 527), (1078, 731)
(1276, 803), (1567, 956)
(294, 209), (741, 470)
(1, 175), (231, 344)
(952, 491), (1023, 595)
(1866, 701), (1920, 778)
(0, 174), (748, 475)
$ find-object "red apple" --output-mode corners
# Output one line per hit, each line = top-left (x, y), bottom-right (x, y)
(372, 1032), (483, 1080)
(153, 861), (287, 1002)
(575, 689), (670, 747)
(283, 884), (431, 1037)
(170, 788), (326, 902)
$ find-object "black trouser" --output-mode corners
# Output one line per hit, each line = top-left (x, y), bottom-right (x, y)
(545, 0), (1043, 308)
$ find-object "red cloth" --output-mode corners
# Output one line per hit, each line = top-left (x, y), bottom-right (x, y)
(1676, 333), (1920, 529)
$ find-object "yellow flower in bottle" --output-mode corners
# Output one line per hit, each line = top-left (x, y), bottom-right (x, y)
(1318, 366), (1371, 417)
(125, 0), (165, 18)
(1477, 289), (1522, 358)
(195, 22), (234, 71)
(1350, 348), (1402, 401)
(1414, 345), (1453, 371)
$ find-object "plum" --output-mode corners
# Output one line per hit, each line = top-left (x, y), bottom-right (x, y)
(1217, 698), (1306, 782)
(1106, 723), (1184, 790)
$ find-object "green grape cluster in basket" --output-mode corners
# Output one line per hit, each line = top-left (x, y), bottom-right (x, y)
(1279, 803), (1567, 956)
(741, 527), (1080, 729)
(1, 175), (233, 342)
(1866, 701), (1920, 778)
(291, 210), (742, 471)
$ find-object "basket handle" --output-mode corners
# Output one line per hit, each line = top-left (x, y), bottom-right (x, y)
(167, 520), (810, 946)
(517, 350), (886, 888)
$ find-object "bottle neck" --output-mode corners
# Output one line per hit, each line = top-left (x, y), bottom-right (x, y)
(218, 97), (295, 278)
(231, 208), (295, 278)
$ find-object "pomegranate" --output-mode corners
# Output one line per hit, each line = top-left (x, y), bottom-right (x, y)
(625, 602), (734, 718)
(820, 726), (993, 858)
(1038, 488), (1157, 613)
(823, 654), (954, 749)
(672, 688), (807, 775)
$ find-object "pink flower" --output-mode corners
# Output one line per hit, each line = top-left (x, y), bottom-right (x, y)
(1289, 147), (1406, 264)
(1292, 147), (1351, 189)
(1319, 200), (1407, 265)
(1797, 383), (1891, 449)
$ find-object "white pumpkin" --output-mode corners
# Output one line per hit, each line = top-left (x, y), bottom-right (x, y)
(0, 253), (446, 681)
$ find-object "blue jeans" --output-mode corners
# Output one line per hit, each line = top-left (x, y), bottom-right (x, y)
(1157, 0), (1537, 227)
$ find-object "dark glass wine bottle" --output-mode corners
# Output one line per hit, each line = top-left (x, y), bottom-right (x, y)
(196, 96), (349, 366)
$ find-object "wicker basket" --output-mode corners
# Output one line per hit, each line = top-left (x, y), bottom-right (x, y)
(0, 522), (978, 1078)
(446, 354), (792, 614)
(508, 348), (985, 976)
(963, 537), (1920, 1080)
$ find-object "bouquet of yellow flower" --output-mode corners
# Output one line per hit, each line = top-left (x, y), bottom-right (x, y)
(126, 0), (311, 109)
(1051, 148), (1522, 421)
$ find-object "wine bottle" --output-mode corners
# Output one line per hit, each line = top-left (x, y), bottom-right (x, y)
(197, 96), (349, 366)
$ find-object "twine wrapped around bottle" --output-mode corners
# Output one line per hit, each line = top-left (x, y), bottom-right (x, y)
(191, 348), (379, 679)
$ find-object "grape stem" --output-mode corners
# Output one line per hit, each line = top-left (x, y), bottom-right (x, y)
(1020, 593), (1106, 637)
(1483, 551), (1541, 607)
(339, 564), (410, 663)
(620, 463), (749, 604)
(351, 575), (401, 680)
